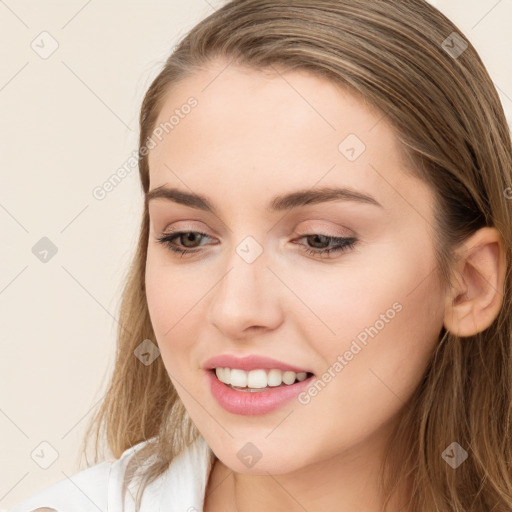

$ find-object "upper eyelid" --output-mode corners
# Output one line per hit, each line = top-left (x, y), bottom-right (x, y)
(162, 230), (351, 244)
(154, 216), (356, 241)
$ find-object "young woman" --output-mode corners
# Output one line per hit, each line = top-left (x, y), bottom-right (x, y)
(10, 0), (512, 511)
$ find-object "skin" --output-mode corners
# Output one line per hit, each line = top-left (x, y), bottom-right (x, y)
(144, 59), (506, 511)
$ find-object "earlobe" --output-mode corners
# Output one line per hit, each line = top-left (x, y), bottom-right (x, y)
(443, 227), (507, 337)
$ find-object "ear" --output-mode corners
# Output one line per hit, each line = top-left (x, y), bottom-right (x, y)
(443, 226), (507, 337)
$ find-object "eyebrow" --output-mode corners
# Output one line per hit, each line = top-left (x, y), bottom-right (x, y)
(146, 185), (383, 214)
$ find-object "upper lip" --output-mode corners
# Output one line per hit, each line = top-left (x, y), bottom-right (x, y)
(203, 354), (313, 374)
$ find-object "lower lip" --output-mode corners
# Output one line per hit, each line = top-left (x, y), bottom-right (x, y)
(206, 370), (315, 416)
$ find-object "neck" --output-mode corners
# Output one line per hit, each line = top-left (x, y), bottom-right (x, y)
(205, 418), (412, 512)
(232, 446), (409, 512)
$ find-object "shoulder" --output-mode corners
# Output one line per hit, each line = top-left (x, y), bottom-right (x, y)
(7, 461), (112, 512)
(7, 439), (150, 512)
(7, 435), (216, 512)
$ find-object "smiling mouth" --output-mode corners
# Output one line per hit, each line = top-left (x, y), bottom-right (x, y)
(209, 368), (315, 391)
(206, 367), (316, 415)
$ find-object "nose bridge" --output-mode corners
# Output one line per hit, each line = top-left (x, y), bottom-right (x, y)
(208, 236), (283, 336)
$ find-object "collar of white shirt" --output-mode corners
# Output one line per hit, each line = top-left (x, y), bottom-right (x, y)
(8, 434), (216, 512)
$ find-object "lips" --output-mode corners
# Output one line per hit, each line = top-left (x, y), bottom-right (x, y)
(206, 368), (315, 415)
(202, 354), (313, 374)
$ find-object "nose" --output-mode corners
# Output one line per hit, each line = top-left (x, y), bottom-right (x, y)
(207, 247), (284, 339)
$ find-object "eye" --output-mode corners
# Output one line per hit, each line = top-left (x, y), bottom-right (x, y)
(156, 231), (213, 257)
(294, 234), (357, 258)
(156, 230), (357, 259)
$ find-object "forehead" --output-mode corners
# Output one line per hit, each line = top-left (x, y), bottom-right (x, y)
(146, 61), (433, 218)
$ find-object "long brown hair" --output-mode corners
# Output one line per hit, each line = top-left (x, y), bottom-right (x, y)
(84, 1), (512, 510)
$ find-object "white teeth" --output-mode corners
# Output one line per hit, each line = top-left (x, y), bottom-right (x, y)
(214, 368), (310, 388)
(247, 369), (267, 388)
(230, 368), (247, 387)
(267, 369), (282, 387)
(282, 371), (296, 385)
(216, 367), (229, 384)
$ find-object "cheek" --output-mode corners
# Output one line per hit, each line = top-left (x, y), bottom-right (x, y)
(279, 249), (439, 352)
(314, 242), (444, 403)
(145, 253), (204, 363)
(290, 251), (443, 453)
(145, 257), (175, 336)
(299, 234), (443, 379)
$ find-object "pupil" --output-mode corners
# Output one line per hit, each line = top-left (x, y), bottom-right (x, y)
(308, 234), (329, 248)
(183, 233), (199, 247)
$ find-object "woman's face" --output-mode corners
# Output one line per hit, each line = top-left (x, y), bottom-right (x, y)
(145, 60), (446, 475)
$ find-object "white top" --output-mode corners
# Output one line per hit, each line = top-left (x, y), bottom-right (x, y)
(8, 435), (216, 512)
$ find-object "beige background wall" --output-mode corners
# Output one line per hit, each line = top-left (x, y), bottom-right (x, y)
(1, 0), (510, 508)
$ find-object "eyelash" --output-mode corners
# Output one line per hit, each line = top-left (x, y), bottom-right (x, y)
(155, 231), (357, 259)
